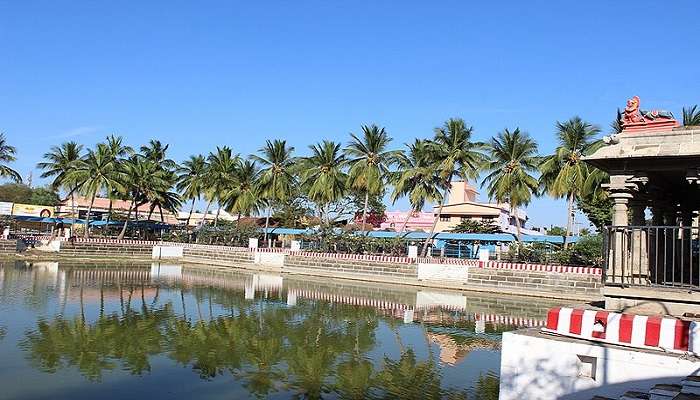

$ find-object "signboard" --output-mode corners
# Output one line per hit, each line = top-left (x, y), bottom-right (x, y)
(0, 202), (12, 216)
(12, 203), (55, 218)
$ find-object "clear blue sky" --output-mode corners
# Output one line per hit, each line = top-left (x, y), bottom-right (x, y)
(1, 1), (699, 228)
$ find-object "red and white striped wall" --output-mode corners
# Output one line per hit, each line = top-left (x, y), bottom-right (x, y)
(543, 307), (700, 355)
(255, 247), (413, 264)
(481, 261), (602, 276)
(416, 257), (479, 266)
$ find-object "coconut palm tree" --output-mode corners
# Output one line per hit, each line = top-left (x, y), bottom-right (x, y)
(539, 116), (601, 245)
(683, 105), (700, 127)
(481, 128), (539, 241)
(390, 139), (443, 233)
(202, 146), (239, 228)
(68, 144), (124, 238)
(140, 139), (177, 171)
(147, 175), (182, 223)
(300, 140), (347, 225)
(117, 155), (168, 239)
(103, 135), (133, 224)
(251, 140), (296, 241)
(345, 124), (399, 232)
(176, 154), (208, 226)
(422, 118), (486, 256)
(224, 160), (262, 224)
(0, 133), (21, 183)
(37, 141), (84, 236)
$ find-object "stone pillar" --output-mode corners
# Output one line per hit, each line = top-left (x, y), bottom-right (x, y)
(608, 191), (632, 284)
(679, 209), (694, 286)
(629, 201), (648, 285)
(649, 205), (666, 284)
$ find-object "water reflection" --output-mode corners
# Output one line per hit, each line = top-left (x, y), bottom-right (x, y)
(0, 261), (567, 399)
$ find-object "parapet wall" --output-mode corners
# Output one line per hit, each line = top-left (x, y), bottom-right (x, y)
(0, 239), (19, 255)
(19, 238), (602, 300)
(59, 239), (154, 258)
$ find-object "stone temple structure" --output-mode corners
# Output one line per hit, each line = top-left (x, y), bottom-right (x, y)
(584, 96), (700, 314)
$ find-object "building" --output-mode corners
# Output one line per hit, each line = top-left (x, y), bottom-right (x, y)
(380, 181), (541, 235)
(56, 196), (179, 225)
(176, 208), (237, 226)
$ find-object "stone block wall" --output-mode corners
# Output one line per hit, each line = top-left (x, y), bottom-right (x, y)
(284, 254), (417, 280)
(59, 241), (153, 258)
(181, 245), (254, 266)
(0, 239), (18, 255)
(466, 266), (601, 298)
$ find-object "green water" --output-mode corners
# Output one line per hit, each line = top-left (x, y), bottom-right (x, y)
(0, 261), (561, 399)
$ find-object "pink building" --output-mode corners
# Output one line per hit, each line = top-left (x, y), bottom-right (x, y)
(379, 211), (434, 232)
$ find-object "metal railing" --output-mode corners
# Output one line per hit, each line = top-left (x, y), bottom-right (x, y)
(603, 226), (700, 290)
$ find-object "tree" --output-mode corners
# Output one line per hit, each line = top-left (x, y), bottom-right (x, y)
(389, 139), (443, 233)
(683, 105), (700, 127)
(251, 140), (296, 241)
(422, 118), (485, 256)
(224, 160), (263, 224)
(68, 144), (124, 238)
(300, 141), (347, 225)
(481, 128), (539, 241)
(345, 125), (398, 232)
(117, 155), (168, 239)
(539, 117), (601, 247)
(0, 133), (21, 183)
(449, 219), (501, 233)
(0, 183), (33, 203)
(29, 187), (61, 206)
(176, 155), (208, 226)
(103, 135), (134, 224)
(203, 146), (239, 228)
(37, 141), (84, 233)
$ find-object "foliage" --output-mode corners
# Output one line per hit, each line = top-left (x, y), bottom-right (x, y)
(301, 230), (407, 256)
(29, 186), (61, 206)
(300, 140), (347, 223)
(449, 219), (501, 234)
(0, 183), (60, 205)
(546, 226), (566, 236)
(0, 183), (33, 203)
(345, 124), (399, 230)
(389, 139), (444, 232)
(505, 233), (603, 267)
(422, 118), (486, 255)
(0, 133), (21, 183)
(683, 105), (700, 127)
(539, 117), (602, 240)
(577, 195), (612, 232)
(482, 128), (539, 239)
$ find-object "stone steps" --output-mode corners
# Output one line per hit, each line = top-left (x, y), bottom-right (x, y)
(596, 376), (700, 400)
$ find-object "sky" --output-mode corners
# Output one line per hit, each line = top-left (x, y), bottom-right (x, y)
(1, 1), (699, 229)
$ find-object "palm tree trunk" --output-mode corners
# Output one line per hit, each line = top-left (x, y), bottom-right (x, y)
(198, 198), (213, 228)
(186, 198), (195, 227)
(107, 198), (113, 225)
(214, 206), (221, 228)
(70, 189), (77, 238)
(159, 205), (165, 222)
(118, 198), (135, 240)
(263, 206), (272, 242)
(399, 209), (413, 234)
(564, 192), (574, 248)
(84, 192), (96, 238)
(361, 191), (369, 233)
(421, 186), (450, 257)
(513, 205), (522, 242)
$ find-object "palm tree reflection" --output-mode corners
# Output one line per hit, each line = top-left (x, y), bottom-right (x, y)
(20, 280), (500, 398)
